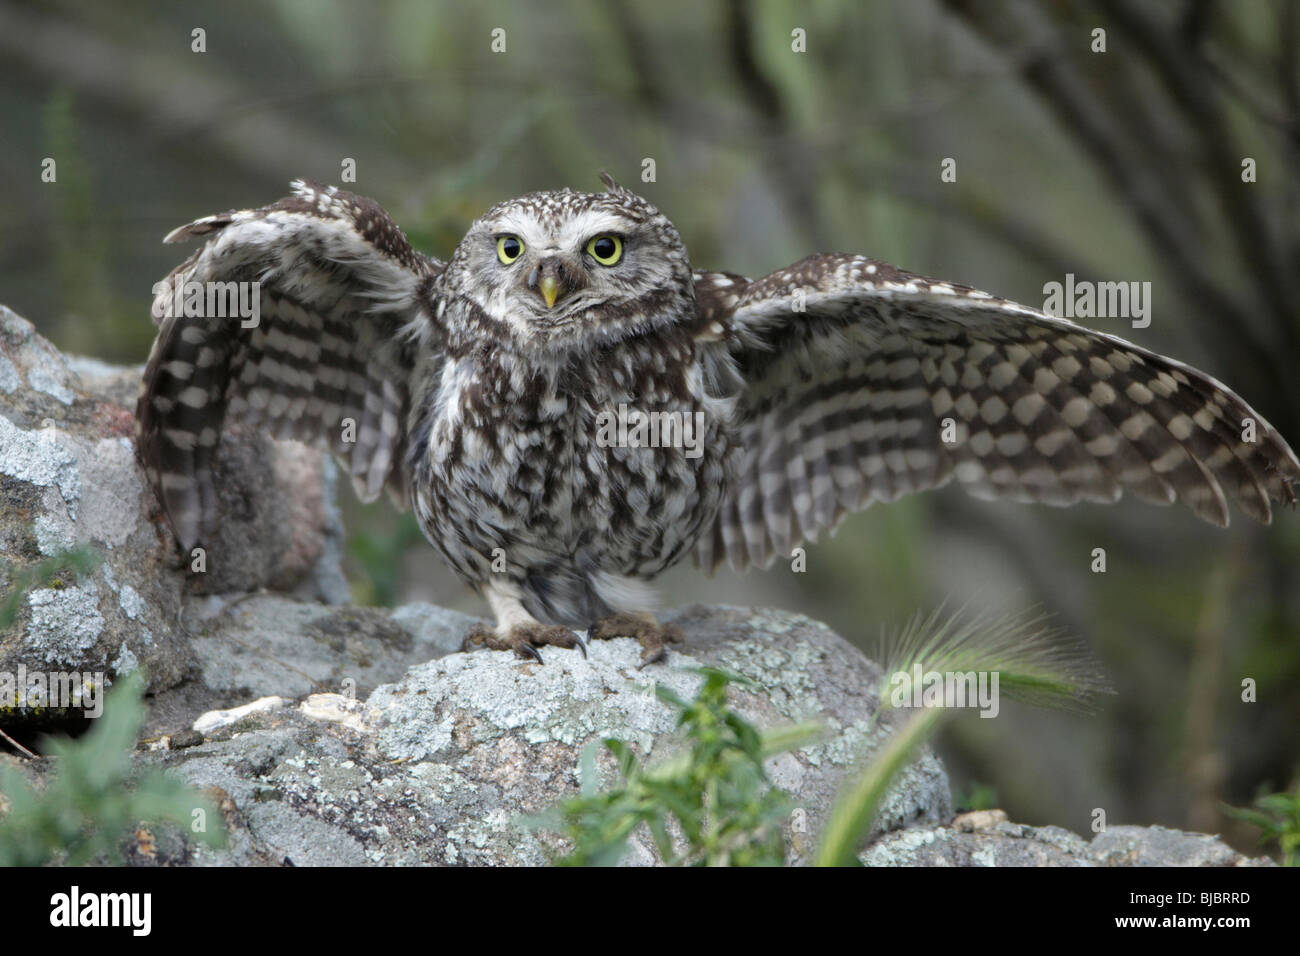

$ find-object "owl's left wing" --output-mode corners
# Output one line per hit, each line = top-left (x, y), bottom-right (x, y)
(137, 181), (444, 554)
(692, 255), (1300, 572)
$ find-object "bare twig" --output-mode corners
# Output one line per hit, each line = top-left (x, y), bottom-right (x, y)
(0, 726), (38, 760)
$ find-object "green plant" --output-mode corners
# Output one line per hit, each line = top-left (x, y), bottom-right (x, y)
(0, 671), (226, 865)
(875, 604), (1113, 714)
(954, 782), (1000, 812)
(815, 605), (1110, 866)
(538, 605), (1109, 867)
(531, 667), (821, 866)
(1223, 788), (1300, 866)
(346, 511), (425, 606)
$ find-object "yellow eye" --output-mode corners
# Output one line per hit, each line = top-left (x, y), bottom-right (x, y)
(496, 235), (524, 264)
(586, 235), (623, 265)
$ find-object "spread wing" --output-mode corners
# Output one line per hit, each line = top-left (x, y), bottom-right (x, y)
(693, 255), (1300, 572)
(136, 180), (443, 552)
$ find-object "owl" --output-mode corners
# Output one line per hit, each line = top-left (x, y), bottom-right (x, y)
(137, 176), (1300, 665)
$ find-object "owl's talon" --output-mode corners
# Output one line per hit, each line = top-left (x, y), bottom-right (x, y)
(589, 614), (684, 667)
(516, 642), (545, 664)
(461, 622), (583, 663)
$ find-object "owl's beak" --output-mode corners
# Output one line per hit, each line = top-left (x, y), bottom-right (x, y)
(528, 258), (575, 310)
(539, 275), (560, 310)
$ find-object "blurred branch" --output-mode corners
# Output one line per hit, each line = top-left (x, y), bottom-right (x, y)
(1283, 0), (1300, 148)
(1183, 544), (1239, 833)
(723, 0), (830, 249)
(1093, 0), (1300, 331)
(939, 0), (1235, 321)
(1280, 0), (1300, 350)
(604, 1), (667, 109)
(1178, 0), (1214, 46)
(939, 0), (1300, 433)
(0, 3), (403, 187)
(846, 158), (1112, 285)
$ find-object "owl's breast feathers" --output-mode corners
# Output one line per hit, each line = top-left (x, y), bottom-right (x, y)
(410, 325), (734, 596)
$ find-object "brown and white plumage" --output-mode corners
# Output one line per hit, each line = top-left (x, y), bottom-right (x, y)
(136, 179), (1300, 661)
(138, 181), (440, 550)
(694, 254), (1300, 572)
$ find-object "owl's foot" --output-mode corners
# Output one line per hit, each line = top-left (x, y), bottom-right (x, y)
(462, 622), (585, 664)
(588, 613), (684, 668)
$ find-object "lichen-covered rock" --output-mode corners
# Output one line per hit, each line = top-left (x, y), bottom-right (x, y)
(138, 603), (952, 866)
(0, 305), (345, 710)
(859, 813), (1271, 867)
(1, 306), (1271, 868)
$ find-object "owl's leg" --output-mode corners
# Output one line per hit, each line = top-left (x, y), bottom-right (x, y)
(588, 612), (684, 668)
(462, 580), (584, 663)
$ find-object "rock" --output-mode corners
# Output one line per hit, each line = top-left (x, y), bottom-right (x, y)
(140, 604), (952, 866)
(0, 305), (345, 709)
(859, 820), (1272, 867)
(191, 696), (292, 735)
(184, 596), (474, 703)
(1088, 825), (1270, 867)
(0, 306), (1275, 867)
(7, 588), (1266, 866)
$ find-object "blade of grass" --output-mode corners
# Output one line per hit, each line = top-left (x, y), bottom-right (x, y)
(815, 707), (946, 867)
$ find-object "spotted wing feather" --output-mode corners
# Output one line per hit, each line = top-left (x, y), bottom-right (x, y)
(136, 180), (443, 552)
(694, 255), (1300, 572)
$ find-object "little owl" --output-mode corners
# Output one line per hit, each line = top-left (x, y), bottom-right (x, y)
(136, 176), (1300, 664)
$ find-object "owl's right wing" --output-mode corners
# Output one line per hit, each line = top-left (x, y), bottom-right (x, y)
(136, 180), (444, 552)
(692, 256), (1300, 573)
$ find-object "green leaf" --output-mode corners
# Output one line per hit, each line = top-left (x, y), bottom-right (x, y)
(528, 669), (822, 866)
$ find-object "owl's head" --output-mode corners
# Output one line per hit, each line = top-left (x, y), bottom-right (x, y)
(442, 174), (694, 353)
